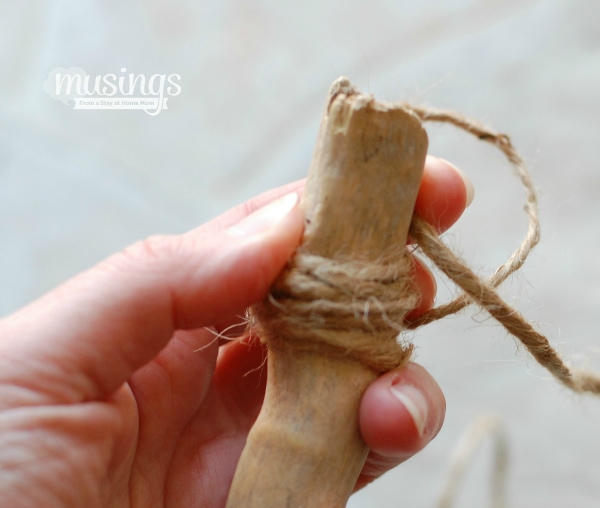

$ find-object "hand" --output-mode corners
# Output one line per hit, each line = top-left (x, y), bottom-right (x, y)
(0, 156), (471, 507)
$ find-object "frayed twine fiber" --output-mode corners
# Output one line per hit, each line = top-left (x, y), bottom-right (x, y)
(251, 103), (600, 394)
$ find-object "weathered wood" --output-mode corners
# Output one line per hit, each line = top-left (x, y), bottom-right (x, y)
(226, 77), (428, 507)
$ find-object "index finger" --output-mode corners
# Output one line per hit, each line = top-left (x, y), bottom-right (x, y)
(204, 156), (471, 237)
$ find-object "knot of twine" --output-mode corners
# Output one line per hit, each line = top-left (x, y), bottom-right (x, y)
(251, 104), (600, 395)
(253, 251), (418, 373)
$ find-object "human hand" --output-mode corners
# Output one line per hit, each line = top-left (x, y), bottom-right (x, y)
(0, 156), (471, 507)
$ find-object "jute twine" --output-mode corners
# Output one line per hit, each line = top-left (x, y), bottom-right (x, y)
(251, 104), (600, 394)
(253, 252), (418, 372)
(436, 415), (508, 508)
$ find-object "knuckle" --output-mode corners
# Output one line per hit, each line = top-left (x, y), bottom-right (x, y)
(111, 234), (180, 271)
(129, 235), (173, 261)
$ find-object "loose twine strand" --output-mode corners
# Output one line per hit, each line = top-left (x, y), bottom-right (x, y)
(406, 105), (600, 394)
(404, 106), (540, 327)
(436, 415), (509, 508)
(253, 104), (600, 395)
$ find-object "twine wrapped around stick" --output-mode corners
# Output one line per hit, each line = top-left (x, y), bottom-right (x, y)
(227, 78), (598, 508)
(251, 91), (600, 396)
(254, 251), (417, 373)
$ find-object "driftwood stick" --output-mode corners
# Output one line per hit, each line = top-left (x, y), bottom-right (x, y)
(226, 77), (428, 507)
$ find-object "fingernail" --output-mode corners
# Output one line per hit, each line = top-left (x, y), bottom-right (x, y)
(227, 193), (299, 237)
(439, 158), (475, 208)
(390, 381), (429, 437)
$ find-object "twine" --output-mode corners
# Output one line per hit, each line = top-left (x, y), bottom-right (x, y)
(253, 252), (418, 372)
(252, 104), (600, 394)
(436, 415), (509, 508)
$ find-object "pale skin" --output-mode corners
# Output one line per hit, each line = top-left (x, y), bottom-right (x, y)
(0, 156), (471, 507)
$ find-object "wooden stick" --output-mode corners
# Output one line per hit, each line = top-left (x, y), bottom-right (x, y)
(226, 77), (428, 507)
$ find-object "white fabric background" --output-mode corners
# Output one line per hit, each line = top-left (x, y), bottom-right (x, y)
(1, 1), (600, 506)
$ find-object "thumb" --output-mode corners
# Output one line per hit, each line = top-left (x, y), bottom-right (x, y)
(0, 193), (303, 404)
(357, 363), (446, 488)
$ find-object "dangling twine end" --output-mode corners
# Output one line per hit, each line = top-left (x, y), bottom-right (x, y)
(567, 369), (600, 394)
(436, 414), (509, 508)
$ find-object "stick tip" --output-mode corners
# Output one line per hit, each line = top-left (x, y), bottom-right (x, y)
(327, 76), (360, 108)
